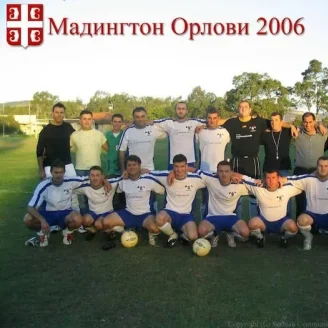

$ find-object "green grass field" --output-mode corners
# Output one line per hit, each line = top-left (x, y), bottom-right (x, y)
(1, 137), (328, 328)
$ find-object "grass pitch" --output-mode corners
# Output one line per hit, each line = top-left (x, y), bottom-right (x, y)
(1, 137), (328, 328)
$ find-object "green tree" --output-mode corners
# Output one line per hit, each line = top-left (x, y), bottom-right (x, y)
(225, 73), (293, 118)
(30, 91), (59, 119)
(87, 91), (112, 112)
(293, 59), (328, 115)
(186, 86), (228, 118)
(63, 98), (84, 118)
(0, 116), (22, 134)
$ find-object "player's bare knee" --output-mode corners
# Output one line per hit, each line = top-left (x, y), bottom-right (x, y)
(23, 213), (33, 225)
(188, 231), (199, 241)
(67, 216), (82, 229)
(94, 219), (103, 231)
(286, 221), (298, 233)
(248, 217), (259, 230)
(83, 216), (94, 227)
(297, 214), (310, 226)
(155, 212), (168, 227)
(239, 226), (250, 238)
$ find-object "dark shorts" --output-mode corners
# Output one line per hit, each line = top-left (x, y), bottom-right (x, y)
(87, 210), (112, 221)
(232, 156), (261, 179)
(259, 215), (289, 234)
(116, 209), (153, 229)
(204, 215), (240, 233)
(304, 211), (328, 230)
(39, 210), (73, 229)
(164, 209), (195, 232)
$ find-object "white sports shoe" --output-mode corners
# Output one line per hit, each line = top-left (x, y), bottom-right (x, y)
(77, 226), (87, 234)
(25, 236), (39, 246)
(210, 235), (219, 248)
(62, 229), (74, 245)
(303, 233), (313, 251)
(38, 232), (49, 247)
(226, 232), (237, 248)
(50, 225), (61, 233)
(148, 233), (159, 246)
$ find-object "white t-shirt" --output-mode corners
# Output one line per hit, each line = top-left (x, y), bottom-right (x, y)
(287, 174), (328, 214)
(153, 118), (205, 164)
(74, 177), (121, 214)
(150, 171), (206, 214)
(70, 129), (107, 170)
(117, 175), (165, 215)
(242, 175), (301, 222)
(196, 127), (230, 172)
(118, 124), (166, 170)
(28, 177), (87, 211)
(198, 170), (248, 217)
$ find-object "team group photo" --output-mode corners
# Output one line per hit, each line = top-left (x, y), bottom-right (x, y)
(2, 0), (328, 327)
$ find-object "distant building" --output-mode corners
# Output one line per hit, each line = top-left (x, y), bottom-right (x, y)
(13, 115), (42, 135)
(283, 110), (306, 123)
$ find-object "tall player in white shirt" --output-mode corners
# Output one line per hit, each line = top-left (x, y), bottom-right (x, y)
(197, 107), (230, 172)
(102, 155), (165, 246)
(153, 102), (205, 169)
(74, 166), (121, 240)
(234, 170), (301, 248)
(24, 160), (87, 247)
(119, 107), (166, 172)
(283, 156), (328, 250)
(150, 154), (206, 247)
(196, 107), (230, 220)
(196, 161), (249, 248)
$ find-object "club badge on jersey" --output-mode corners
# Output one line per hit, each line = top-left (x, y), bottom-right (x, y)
(6, 4), (44, 48)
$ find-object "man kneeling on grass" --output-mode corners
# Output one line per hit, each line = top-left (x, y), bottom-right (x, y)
(24, 160), (90, 247)
(101, 155), (165, 249)
(233, 170), (301, 248)
(74, 166), (121, 241)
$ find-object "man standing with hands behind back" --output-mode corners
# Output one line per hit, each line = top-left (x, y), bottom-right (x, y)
(70, 109), (108, 215)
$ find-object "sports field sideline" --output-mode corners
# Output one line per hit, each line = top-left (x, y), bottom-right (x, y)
(1, 136), (328, 328)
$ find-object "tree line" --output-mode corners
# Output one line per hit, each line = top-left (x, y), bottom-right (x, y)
(4, 59), (328, 121)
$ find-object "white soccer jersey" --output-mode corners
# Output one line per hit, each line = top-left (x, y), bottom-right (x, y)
(153, 118), (206, 164)
(196, 127), (230, 172)
(150, 171), (206, 214)
(117, 175), (165, 215)
(118, 124), (166, 170)
(197, 171), (248, 217)
(242, 175), (301, 222)
(74, 177), (121, 214)
(287, 174), (328, 214)
(28, 177), (87, 211)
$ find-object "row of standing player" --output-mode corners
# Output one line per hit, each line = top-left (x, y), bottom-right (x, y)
(28, 101), (328, 248)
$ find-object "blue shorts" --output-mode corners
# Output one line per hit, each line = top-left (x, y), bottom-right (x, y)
(304, 211), (328, 230)
(167, 162), (196, 170)
(87, 210), (112, 221)
(164, 209), (195, 232)
(259, 215), (289, 234)
(204, 215), (240, 233)
(116, 209), (153, 229)
(39, 210), (72, 229)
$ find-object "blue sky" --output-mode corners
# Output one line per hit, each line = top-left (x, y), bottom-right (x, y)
(0, 0), (327, 103)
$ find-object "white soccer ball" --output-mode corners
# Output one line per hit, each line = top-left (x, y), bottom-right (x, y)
(193, 238), (211, 257)
(121, 231), (138, 248)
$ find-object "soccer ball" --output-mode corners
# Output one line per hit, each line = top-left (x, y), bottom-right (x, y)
(121, 231), (138, 248)
(193, 238), (211, 257)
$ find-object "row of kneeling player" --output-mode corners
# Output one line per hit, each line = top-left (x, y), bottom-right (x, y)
(24, 154), (328, 252)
